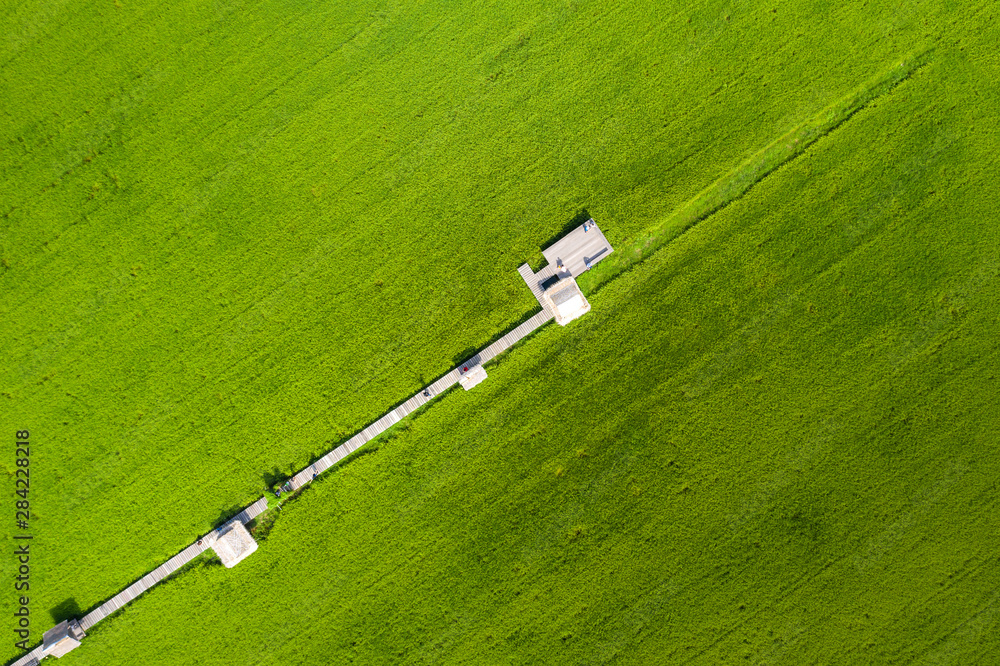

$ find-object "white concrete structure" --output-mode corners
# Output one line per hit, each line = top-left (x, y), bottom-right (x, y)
(41, 620), (85, 659)
(542, 277), (591, 326)
(209, 521), (258, 568)
(458, 365), (488, 391)
(517, 219), (613, 310)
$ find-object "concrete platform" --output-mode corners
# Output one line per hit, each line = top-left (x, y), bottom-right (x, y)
(458, 365), (488, 390)
(541, 219), (612, 279)
(518, 219), (613, 308)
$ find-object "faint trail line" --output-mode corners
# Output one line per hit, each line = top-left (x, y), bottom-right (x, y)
(582, 47), (934, 295)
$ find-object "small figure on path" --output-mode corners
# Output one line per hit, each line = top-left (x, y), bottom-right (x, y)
(585, 258), (591, 270)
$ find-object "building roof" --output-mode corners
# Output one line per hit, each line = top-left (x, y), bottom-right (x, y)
(42, 619), (85, 658)
(210, 520), (258, 568)
(542, 277), (591, 326)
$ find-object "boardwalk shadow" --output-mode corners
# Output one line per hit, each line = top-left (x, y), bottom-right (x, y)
(450, 348), (482, 367)
(303, 451), (323, 472)
(49, 597), (81, 623)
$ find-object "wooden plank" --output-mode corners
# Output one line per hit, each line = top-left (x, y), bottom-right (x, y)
(12, 647), (44, 666)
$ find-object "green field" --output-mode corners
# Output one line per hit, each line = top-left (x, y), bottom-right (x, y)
(2, 0), (999, 663)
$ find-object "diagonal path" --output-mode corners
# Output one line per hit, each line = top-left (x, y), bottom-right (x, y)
(7, 225), (612, 665)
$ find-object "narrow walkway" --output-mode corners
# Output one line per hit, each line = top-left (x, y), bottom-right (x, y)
(6, 220), (613, 666)
(76, 496), (269, 632)
(285, 307), (554, 491)
(517, 263), (549, 308)
(7, 305), (557, 666)
(5, 495), (271, 666)
(77, 497), (267, 631)
(9, 648), (40, 666)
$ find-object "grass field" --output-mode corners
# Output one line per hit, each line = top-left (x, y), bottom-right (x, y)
(2, 0), (999, 663)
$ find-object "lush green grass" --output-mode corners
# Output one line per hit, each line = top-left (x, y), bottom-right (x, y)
(2, 0), (998, 663)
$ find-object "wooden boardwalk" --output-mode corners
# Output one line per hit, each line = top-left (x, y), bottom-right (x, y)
(6, 227), (614, 665)
(10, 292), (556, 666)
(285, 307), (554, 491)
(13, 272), (559, 664)
(73, 496), (268, 633)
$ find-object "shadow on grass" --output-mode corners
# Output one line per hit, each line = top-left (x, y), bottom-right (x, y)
(451, 349), (483, 368)
(49, 598), (81, 624)
(261, 466), (285, 489)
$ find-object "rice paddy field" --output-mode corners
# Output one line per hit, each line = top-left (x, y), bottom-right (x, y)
(2, 0), (998, 663)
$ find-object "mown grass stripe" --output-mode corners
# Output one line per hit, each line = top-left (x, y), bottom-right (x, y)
(580, 48), (934, 297)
